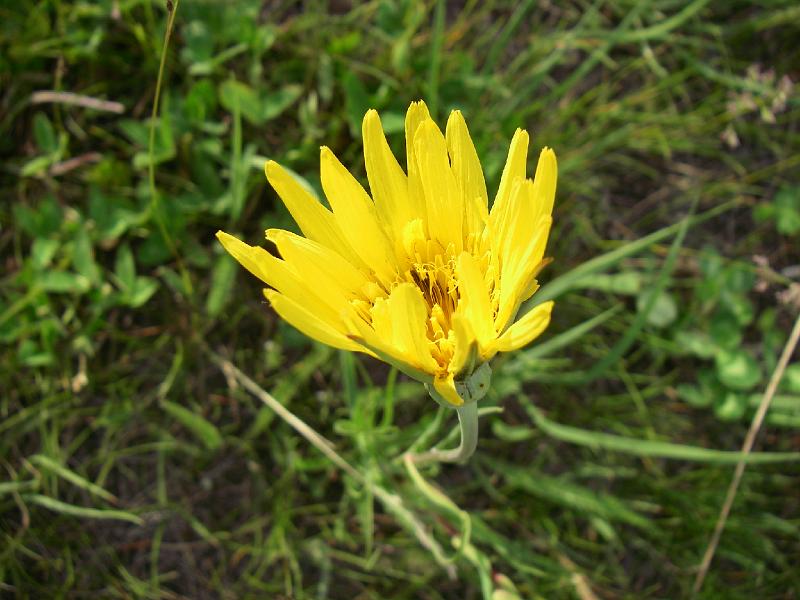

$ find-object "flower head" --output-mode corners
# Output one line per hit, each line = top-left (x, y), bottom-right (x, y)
(217, 101), (556, 407)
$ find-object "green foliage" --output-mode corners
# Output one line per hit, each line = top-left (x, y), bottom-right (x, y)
(2, 0), (799, 598)
(755, 184), (800, 236)
(668, 248), (798, 425)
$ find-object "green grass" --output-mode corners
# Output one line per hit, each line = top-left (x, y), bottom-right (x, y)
(2, 1), (800, 598)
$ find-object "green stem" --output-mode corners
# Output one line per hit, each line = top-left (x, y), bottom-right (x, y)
(408, 402), (479, 465)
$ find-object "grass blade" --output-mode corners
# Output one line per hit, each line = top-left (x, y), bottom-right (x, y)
(30, 454), (116, 503)
(25, 494), (143, 525)
(524, 402), (800, 464)
(525, 199), (738, 308)
(161, 401), (223, 451)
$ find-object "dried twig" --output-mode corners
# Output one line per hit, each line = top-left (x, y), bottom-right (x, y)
(49, 152), (102, 176)
(692, 311), (800, 594)
(31, 91), (125, 114)
(204, 346), (457, 578)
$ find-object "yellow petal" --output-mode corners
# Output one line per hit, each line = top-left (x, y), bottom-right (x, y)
(217, 230), (355, 334)
(265, 228), (371, 311)
(346, 283), (438, 375)
(449, 313), (477, 377)
(455, 252), (495, 352)
(405, 101), (431, 226)
(433, 374), (463, 407)
(531, 147), (557, 222)
(489, 128), (528, 225)
(368, 296), (394, 343)
(414, 120), (463, 252)
(446, 110), (488, 240)
(494, 301), (553, 353)
(490, 149), (555, 332)
(265, 160), (359, 264)
(495, 214), (552, 331)
(345, 308), (435, 384)
(502, 148), (555, 272)
(264, 289), (363, 352)
(386, 283), (438, 372)
(362, 110), (419, 240)
(216, 231), (274, 284)
(497, 179), (530, 272)
(217, 230), (312, 304)
(319, 146), (397, 285)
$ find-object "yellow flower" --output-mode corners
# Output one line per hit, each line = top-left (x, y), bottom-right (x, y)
(217, 101), (556, 407)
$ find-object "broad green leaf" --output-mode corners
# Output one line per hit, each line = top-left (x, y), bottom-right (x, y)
(342, 71), (370, 137)
(719, 291), (754, 326)
(715, 349), (761, 391)
(709, 311), (743, 349)
(21, 155), (55, 177)
(674, 330), (717, 359)
(30, 238), (60, 270)
(782, 364), (800, 394)
(128, 277), (158, 308)
(38, 271), (91, 294)
(33, 112), (58, 153)
(13, 197), (63, 237)
(773, 185), (800, 235)
(89, 187), (144, 242)
(219, 79), (263, 125)
(72, 228), (101, 285)
(636, 290), (677, 328)
(115, 243), (136, 291)
(206, 254), (237, 317)
(721, 263), (755, 294)
(262, 85), (303, 122)
(676, 383), (713, 408)
(219, 80), (301, 125)
(714, 391), (748, 421)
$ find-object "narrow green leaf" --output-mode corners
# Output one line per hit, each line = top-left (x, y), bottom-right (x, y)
(484, 458), (651, 530)
(571, 272), (643, 295)
(25, 494), (142, 525)
(526, 199), (738, 307)
(0, 480), (39, 496)
(509, 304), (623, 368)
(30, 454), (116, 502)
(162, 400), (222, 451)
(524, 401), (800, 464)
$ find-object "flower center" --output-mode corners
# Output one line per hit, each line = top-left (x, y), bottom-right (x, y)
(409, 257), (459, 327)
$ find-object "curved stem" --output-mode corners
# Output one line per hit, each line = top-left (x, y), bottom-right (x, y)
(407, 401), (479, 465)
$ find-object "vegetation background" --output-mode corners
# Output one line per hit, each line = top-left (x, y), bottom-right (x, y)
(2, 0), (799, 598)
